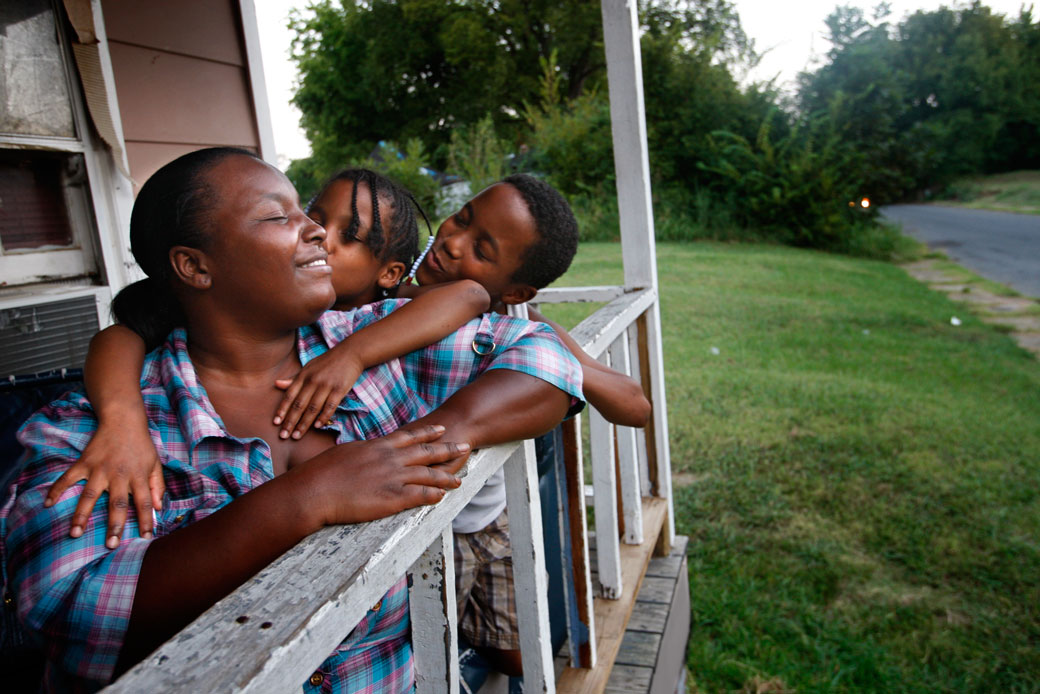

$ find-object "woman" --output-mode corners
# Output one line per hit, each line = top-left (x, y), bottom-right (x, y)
(0, 148), (582, 692)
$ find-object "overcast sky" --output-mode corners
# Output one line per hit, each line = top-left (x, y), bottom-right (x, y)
(255, 0), (1031, 168)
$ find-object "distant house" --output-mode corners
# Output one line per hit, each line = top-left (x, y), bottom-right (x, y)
(0, 0), (275, 377)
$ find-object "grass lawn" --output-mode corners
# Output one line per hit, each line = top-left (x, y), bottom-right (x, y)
(544, 241), (1040, 694)
(938, 170), (1040, 215)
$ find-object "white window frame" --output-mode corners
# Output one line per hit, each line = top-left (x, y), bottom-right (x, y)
(0, 0), (105, 290)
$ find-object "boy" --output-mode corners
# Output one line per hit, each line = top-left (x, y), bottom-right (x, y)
(408, 175), (650, 675)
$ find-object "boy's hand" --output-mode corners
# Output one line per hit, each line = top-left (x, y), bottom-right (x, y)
(274, 348), (365, 440)
(44, 416), (164, 549)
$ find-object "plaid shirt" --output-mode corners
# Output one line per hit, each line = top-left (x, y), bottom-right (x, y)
(0, 299), (583, 693)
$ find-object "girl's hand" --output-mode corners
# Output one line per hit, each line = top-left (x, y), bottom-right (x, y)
(43, 415), (164, 549)
(273, 348), (365, 440)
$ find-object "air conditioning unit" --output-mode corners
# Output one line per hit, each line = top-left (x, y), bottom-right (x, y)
(0, 289), (106, 378)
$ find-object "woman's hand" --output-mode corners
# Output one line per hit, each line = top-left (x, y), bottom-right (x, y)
(301, 424), (471, 527)
(273, 347), (365, 440)
(43, 411), (164, 549)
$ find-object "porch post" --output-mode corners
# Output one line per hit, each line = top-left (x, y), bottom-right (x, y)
(600, 0), (674, 548)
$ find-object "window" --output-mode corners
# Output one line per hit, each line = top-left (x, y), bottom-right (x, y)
(0, 0), (100, 288)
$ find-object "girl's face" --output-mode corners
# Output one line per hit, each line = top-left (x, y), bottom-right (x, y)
(307, 179), (405, 310)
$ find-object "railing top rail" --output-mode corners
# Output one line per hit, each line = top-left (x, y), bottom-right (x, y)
(104, 442), (520, 693)
(565, 287), (655, 359)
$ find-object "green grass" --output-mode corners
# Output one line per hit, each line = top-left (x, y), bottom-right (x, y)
(544, 241), (1040, 694)
(938, 170), (1040, 215)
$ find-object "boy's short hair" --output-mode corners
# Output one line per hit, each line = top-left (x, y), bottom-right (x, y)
(502, 174), (579, 289)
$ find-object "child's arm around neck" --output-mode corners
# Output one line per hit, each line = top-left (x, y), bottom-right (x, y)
(528, 307), (651, 428)
(44, 323), (164, 547)
(273, 279), (491, 439)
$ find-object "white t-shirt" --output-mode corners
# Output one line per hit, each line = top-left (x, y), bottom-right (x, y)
(452, 302), (531, 534)
(452, 467), (506, 533)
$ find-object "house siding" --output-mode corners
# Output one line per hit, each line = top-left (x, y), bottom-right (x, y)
(100, 0), (262, 188)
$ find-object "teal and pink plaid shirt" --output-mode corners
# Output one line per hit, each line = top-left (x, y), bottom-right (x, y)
(0, 299), (583, 692)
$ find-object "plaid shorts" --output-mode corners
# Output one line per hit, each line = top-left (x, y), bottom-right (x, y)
(453, 509), (519, 650)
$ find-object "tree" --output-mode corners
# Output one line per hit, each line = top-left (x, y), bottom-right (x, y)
(798, 2), (1040, 200)
(290, 0), (607, 173)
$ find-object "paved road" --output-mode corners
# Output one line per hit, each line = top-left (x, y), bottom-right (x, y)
(881, 204), (1040, 298)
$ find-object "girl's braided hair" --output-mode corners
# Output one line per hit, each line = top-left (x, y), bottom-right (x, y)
(308, 169), (430, 290)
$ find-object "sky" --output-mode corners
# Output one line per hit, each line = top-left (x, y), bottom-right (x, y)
(255, 0), (1031, 168)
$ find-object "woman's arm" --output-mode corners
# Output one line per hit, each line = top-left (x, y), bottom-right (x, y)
(118, 368), (571, 673)
(116, 425), (469, 674)
(399, 369), (572, 446)
(44, 325), (165, 546)
(120, 366), (574, 674)
(274, 280), (491, 439)
(528, 308), (651, 428)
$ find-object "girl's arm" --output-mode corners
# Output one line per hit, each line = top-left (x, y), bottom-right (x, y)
(528, 308), (651, 428)
(44, 325), (165, 547)
(274, 280), (491, 439)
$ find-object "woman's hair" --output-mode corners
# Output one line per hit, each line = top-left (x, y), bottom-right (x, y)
(309, 168), (428, 279)
(112, 147), (260, 350)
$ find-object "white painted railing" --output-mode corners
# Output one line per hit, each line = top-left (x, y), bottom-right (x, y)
(103, 286), (672, 693)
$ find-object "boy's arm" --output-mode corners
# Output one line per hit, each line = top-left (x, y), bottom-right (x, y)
(274, 280), (491, 438)
(528, 308), (651, 428)
(44, 325), (165, 547)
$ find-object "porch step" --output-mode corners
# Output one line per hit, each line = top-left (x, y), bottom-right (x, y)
(470, 499), (690, 694)
(604, 535), (690, 694)
(556, 498), (689, 694)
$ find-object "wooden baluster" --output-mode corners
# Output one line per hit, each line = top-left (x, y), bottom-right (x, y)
(505, 439), (555, 691)
(609, 336), (643, 545)
(627, 321), (652, 494)
(409, 527), (459, 694)
(590, 383), (622, 599)
(637, 309), (675, 554)
(561, 416), (596, 668)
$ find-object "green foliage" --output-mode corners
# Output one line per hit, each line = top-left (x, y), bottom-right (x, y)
(290, 0), (608, 170)
(287, 0), (1039, 258)
(698, 114), (874, 251)
(798, 3), (1040, 200)
(285, 139), (439, 216)
(446, 114), (511, 198)
(369, 139), (440, 215)
(524, 90), (615, 198)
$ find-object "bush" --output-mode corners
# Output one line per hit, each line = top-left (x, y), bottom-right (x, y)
(698, 115), (874, 253)
(367, 139), (440, 216)
(523, 80), (614, 197)
(286, 139), (440, 217)
(446, 114), (511, 199)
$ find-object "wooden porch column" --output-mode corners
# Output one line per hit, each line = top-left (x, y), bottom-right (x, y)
(600, 0), (675, 550)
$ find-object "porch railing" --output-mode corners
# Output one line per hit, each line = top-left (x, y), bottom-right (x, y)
(103, 285), (674, 694)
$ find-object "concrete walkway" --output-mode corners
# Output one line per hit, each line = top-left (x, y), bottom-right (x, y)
(902, 259), (1040, 357)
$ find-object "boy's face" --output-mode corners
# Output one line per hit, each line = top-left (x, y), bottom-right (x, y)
(416, 183), (539, 305)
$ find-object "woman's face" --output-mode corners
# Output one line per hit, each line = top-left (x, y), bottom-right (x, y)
(199, 155), (335, 329)
(307, 179), (393, 310)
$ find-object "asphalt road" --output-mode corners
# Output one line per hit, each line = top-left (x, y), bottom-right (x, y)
(881, 204), (1040, 298)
